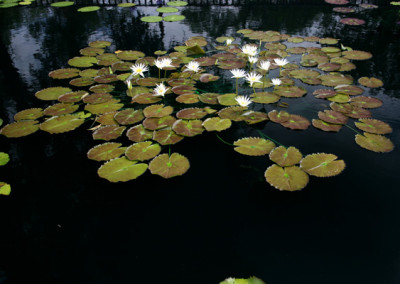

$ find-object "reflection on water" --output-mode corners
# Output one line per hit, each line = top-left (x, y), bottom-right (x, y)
(0, 2), (400, 284)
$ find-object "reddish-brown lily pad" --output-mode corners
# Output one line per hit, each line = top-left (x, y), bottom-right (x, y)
(58, 91), (88, 103)
(300, 153), (346, 177)
(233, 137), (275, 156)
(312, 119), (343, 132)
(131, 93), (163, 104)
(152, 127), (184, 145)
(342, 50), (373, 60)
(143, 116), (176, 131)
(280, 114), (310, 130)
(89, 84), (115, 93)
(350, 96), (383, 108)
(172, 119), (204, 137)
(218, 106), (247, 121)
(149, 153), (190, 178)
(333, 7), (355, 13)
(335, 85), (364, 96)
(143, 104), (174, 118)
(87, 142), (126, 161)
(43, 103), (79, 116)
(251, 92), (280, 104)
(318, 110), (348, 124)
(114, 109), (145, 125)
(357, 77), (383, 88)
(14, 108), (43, 121)
(69, 77), (95, 87)
(97, 157), (147, 182)
(125, 141), (161, 161)
(198, 93), (220, 105)
(176, 94), (199, 104)
(92, 125), (126, 141)
(176, 108), (208, 120)
(49, 68), (80, 79)
(0, 120), (39, 138)
(83, 93), (113, 104)
(274, 86), (307, 98)
(355, 132), (394, 153)
(313, 89), (337, 99)
(268, 110), (290, 123)
(340, 18), (366, 25)
(355, 119), (393, 135)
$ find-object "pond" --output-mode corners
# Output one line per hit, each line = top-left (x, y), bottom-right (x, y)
(0, 1), (400, 283)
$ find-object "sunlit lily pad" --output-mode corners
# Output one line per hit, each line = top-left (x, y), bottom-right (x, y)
(218, 106), (247, 121)
(156, 7), (178, 13)
(355, 119), (393, 134)
(0, 152), (10, 166)
(125, 141), (161, 161)
(127, 86), (150, 97)
(312, 119), (343, 132)
(233, 137), (275, 156)
(143, 116), (176, 131)
(117, 3), (136, 7)
(355, 132), (394, 153)
(77, 6), (100, 12)
(350, 96), (383, 108)
(280, 114), (310, 130)
(340, 18), (366, 25)
(172, 119), (204, 137)
(274, 86), (307, 98)
(338, 62), (356, 72)
(217, 93), (238, 106)
(152, 127), (184, 145)
(269, 146), (303, 167)
(14, 108), (43, 121)
(0, 120), (39, 138)
(143, 104), (174, 118)
(140, 16), (163, 23)
(98, 157), (148, 182)
(43, 103), (79, 116)
(327, 93), (350, 103)
(0, 182), (11, 196)
(83, 93), (113, 104)
(35, 87), (72, 101)
(335, 85), (364, 96)
(312, 89), (337, 99)
(289, 69), (320, 79)
(319, 37), (339, 45)
(357, 77), (383, 88)
(40, 114), (84, 134)
(202, 117), (231, 132)
(87, 142), (126, 161)
(85, 99), (124, 115)
(114, 109), (145, 125)
(89, 40), (111, 48)
(319, 73), (353, 87)
(126, 124), (153, 142)
(69, 77), (94, 87)
(132, 93), (163, 104)
(49, 68), (80, 79)
(95, 111), (118, 126)
(342, 50), (372, 60)
(300, 153), (345, 177)
(318, 110), (348, 124)
(176, 94), (199, 104)
(265, 165), (309, 191)
(68, 56), (98, 67)
(268, 110), (290, 123)
(251, 92), (280, 104)
(176, 108), (207, 120)
(51, 1), (74, 7)
(163, 15), (186, 22)
(116, 50), (145, 61)
(167, 0), (188, 6)
(241, 111), (269, 124)
(149, 153), (190, 178)
(92, 125), (126, 141)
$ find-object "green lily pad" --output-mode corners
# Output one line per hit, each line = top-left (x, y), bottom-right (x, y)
(149, 153), (190, 178)
(140, 16), (163, 23)
(79, 68), (99, 78)
(152, 127), (184, 145)
(289, 69), (320, 79)
(319, 37), (339, 45)
(94, 74), (118, 84)
(79, 47), (104, 56)
(14, 108), (43, 121)
(176, 94), (199, 104)
(312, 119), (343, 132)
(163, 15), (186, 22)
(0, 120), (39, 138)
(250, 92), (280, 104)
(172, 119), (204, 137)
(218, 106), (247, 121)
(0, 152), (10, 166)
(198, 93), (220, 105)
(202, 117), (232, 132)
(355, 132), (394, 153)
(116, 50), (145, 61)
(98, 157), (148, 182)
(132, 93), (163, 104)
(176, 108), (207, 120)
(268, 110), (290, 123)
(330, 102), (353, 114)
(92, 125), (126, 141)
(156, 7), (178, 13)
(114, 109), (145, 125)
(96, 111), (118, 126)
(312, 89), (337, 99)
(167, 1), (188, 6)
(319, 73), (353, 87)
(51, 1), (74, 7)
(77, 6), (100, 12)
(43, 103), (79, 116)
(69, 77), (94, 87)
(35, 87), (72, 101)
(340, 18), (366, 26)
(280, 114), (310, 130)
(117, 3), (136, 7)
(68, 56), (98, 68)
(0, 182), (11, 196)
(333, 7), (355, 13)
(274, 86), (307, 98)
(264, 164), (309, 191)
(241, 111), (269, 125)
(143, 104), (174, 118)
(355, 119), (393, 135)
(318, 62), (341, 72)
(125, 141), (161, 161)
(327, 93), (350, 103)
(318, 110), (348, 124)
(143, 116), (176, 131)
(357, 77), (383, 88)
(342, 50), (372, 60)
(49, 68), (80, 79)
(300, 153), (346, 177)
(89, 84), (115, 93)
(218, 93), (239, 106)
(127, 86), (151, 98)
(233, 137), (275, 156)
(335, 85), (364, 96)
(89, 40), (111, 48)
(85, 99), (124, 115)
(269, 146), (303, 167)
(171, 85), (196, 95)
(350, 96), (383, 108)
(87, 142), (126, 161)
(83, 93), (113, 104)
(126, 124), (153, 142)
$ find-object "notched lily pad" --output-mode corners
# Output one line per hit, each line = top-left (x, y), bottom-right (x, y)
(355, 119), (393, 135)
(268, 110), (290, 123)
(43, 103), (79, 116)
(357, 77), (383, 88)
(87, 142), (126, 161)
(280, 114), (310, 130)
(318, 110), (348, 124)
(233, 137), (275, 156)
(202, 117), (231, 132)
(143, 116), (176, 131)
(35, 87), (72, 101)
(68, 56), (98, 67)
(172, 119), (204, 137)
(92, 125), (126, 141)
(312, 119), (343, 132)
(49, 68), (80, 79)
(176, 108), (207, 120)
(98, 157), (148, 182)
(355, 132), (394, 153)
(0, 120), (39, 138)
(340, 18), (366, 25)
(300, 153), (345, 177)
(251, 92), (280, 104)
(269, 146), (303, 167)
(126, 124), (153, 142)
(40, 114), (85, 134)
(265, 165), (309, 191)
(125, 141), (161, 161)
(114, 109), (145, 125)
(274, 86), (307, 98)
(152, 127), (184, 145)
(85, 99), (124, 115)
(149, 153), (190, 178)
(350, 96), (383, 108)
(342, 50), (372, 60)
(14, 108), (43, 121)
(143, 104), (174, 118)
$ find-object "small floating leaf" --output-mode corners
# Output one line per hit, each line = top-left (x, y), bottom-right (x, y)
(268, 110), (290, 123)
(114, 109), (145, 125)
(125, 141), (161, 161)
(49, 68), (80, 79)
(312, 89), (337, 99)
(40, 114), (85, 134)
(77, 6), (100, 12)
(14, 108), (43, 121)
(89, 84), (115, 93)
(140, 16), (163, 23)
(117, 3), (136, 7)
(0, 152), (10, 166)
(167, 1), (188, 6)
(0, 120), (39, 138)
(50, 1), (74, 7)
(85, 99), (124, 115)
(83, 93), (113, 104)
(176, 108), (207, 120)
(92, 125), (126, 141)
(265, 165), (309, 191)
(132, 93), (163, 104)
(68, 56), (98, 67)
(69, 77), (94, 87)
(152, 128), (184, 145)
(172, 119), (204, 137)
(355, 119), (393, 135)
(0, 182), (11, 196)
(87, 142), (126, 161)
(149, 153), (190, 178)
(233, 137), (275, 156)
(143, 104), (174, 118)
(300, 153), (345, 177)
(340, 18), (366, 26)
(163, 15), (186, 22)
(89, 40), (111, 48)
(280, 114), (310, 130)
(357, 77), (383, 88)
(35, 87), (72, 101)
(251, 92), (280, 104)
(98, 157), (148, 182)
(156, 7), (178, 13)
(269, 146), (303, 167)
(312, 119), (343, 132)
(342, 50), (372, 60)
(202, 117), (231, 132)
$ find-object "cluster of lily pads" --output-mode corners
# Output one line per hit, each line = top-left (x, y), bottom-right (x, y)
(0, 0), (32, 8)
(0, 28), (394, 191)
(325, 0), (379, 26)
(0, 118), (11, 196)
(140, 1), (188, 23)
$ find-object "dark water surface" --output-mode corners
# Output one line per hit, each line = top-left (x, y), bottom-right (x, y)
(1, 1), (400, 284)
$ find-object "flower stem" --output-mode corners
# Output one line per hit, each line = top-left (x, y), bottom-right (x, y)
(236, 78), (239, 95)
(344, 124), (362, 135)
(216, 134), (234, 147)
(257, 130), (286, 147)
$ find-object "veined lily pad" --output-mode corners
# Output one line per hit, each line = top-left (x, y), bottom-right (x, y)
(14, 108), (43, 121)
(241, 111), (269, 124)
(327, 93), (350, 103)
(79, 68), (99, 78)
(312, 119), (343, 132)
(117, 50), (145, 61)
(127, 86), (150, 98)
(300, 153), (345, 177)
(143, 116), (176, 131)
(199, 73), (219, 83)
(355, 119), (393, 135)
(132, 93), (163, 104)
(171, 85), (196, 95)
(69, 77), (94, 87)
(345, 106), (372, 119)
(114, 109), (145, 125)
(40, 114), (84, 134)
(83, 93), (113, 104)
(218, 106), (247, 121)
(85, 99), (124, 115)
(355, 132), (394, 153)
(265, 165), (309, 191)
(359, 3), (378, 8)
(43, 103), (79, 116)
(289, 69), (320, 79)
(0, 120), (39, 138)
(319, 37), (339, 45)
(342, 50), (372, 60)
(357, 77), (383, 88)
(143, 104), (174, 118)
(92, 125), (126, 141)
(335, 85), (364, 96)
(125, 141), (161, 161)
(318, 110), (348, 124)
(49, 68), (80, 79)
(89, 40), (111, 48)
(163, 15), (186, 22)
(280, 114), (310, 130)
(35, 87), (72, 101)
(87, 142), (126, 161)
(77, 6), (100, 12)
(350, 96), (383, 108)
(51, 1), (74, 7)
(319, 73), (353, 87)
(286, 47), (307, 54)
(149, 153), (190, 178)
(330, 102), (353, 114)
(176, 108), (207, 120)
(152, 127), (184, 145)
(136, 77), (159, 87)
(94, 74), (118, 84)
(172, 119), (204, 137)
(126, 124), (153, 142)
(268, 110), (290, 123)
(202, 117), (231, 132)
(112, 62), (132, 72)
(68, 56), (98, 67)
(312, 89), (337, 99)
(140, 16), (163, 23)
(98, 157), (148, 182)
(233, 137), (275, 156)
(269, 146), (303, 167)
(79, 47), (104, 56)
(250, 92), (280, 104)
(176, 94), (199, 104)
(340, 18), (366, 25)
(198, 93), (220, 105)
(96, 111), (118, 126)
(274, 86), (307, 98)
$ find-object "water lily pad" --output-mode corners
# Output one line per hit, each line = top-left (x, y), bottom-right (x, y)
(112, 62), (132, 72)
(83, 93), (113, 104)
(335, 85), (364, 96)
(340, 18), (366, 25)
(43, 103), (79, 116)
(95, 111), (118, 126)
(152, 127), (184, 145)
(300, 153), (345, 177)
(318, 110), (348, 124)
(140, 16), (163, 23)
(338, 62), (356, 72)
(51, 1), (74, 7)
(68, 56), (98, 67)
(0, 182), (11, 196)
(350, 96), (383, 108)
(35, 87), (72, 101)
(233, 137), (275, 156)
(218, 106), (247, 121)
(0, 152), (10, 166)
(329, 102), (353, 114)
(156, 6), (178, 13)
(77, 6), (100, 12)
(176, 94), (199, 104)
(89, 84), (115, 93)
(175, 108), (206, 120)
(357, 77), (383, 88)
(149, 153), (189, 178)
(49, 68), (80, 79)
(280, 114), (310, 130)
(342, 50), (372, 60)
(0, 120), (39, 138)
(89, 40), (111, 48)
(114, 109), (144, 125)
(345, 106), (372, 119)
(250, 92), (280, 104)
(14, 108), (43, 121)
(98, 157), (147, 182)
(132, 93), (163, 104)
(126, 87), (150, 98)
(355, 119), (392, 134)
(79, 68), (99, 78)
(265, 165), (309, 191)
(319, 37), (339, 45)
(167, 1), (188, 6)
(69, 77), (95, 87)
(327, 93), (350, 103)
(92, 125), (126, 141)
(318, 62), (341, 72)
(94, 74), (118, 84)
(217, 93), (239, 106)
(117, 50), (145, 61)
(171, 85), (196, 95)
(126, 124), (153, 142)
(274, 86), (307, 98)
(319, 73), (353, 87)
(142, 104), (173, 118)
(241, 111), (269, 125)
(198, 93), (220, 105)
(163, 15), (186, 22)
(40, 114), (84, 134)
(289, 69), (320, 79)
(269, 146), (303, 167)
(79, 47), (104, 56)
(332, 7), (355, 13)
(325, 0), (349, 5)
(312, 89), (337, 99)
(87, 142), (126, 161)
(202, 117), (231, 132)
(143, 116), (176, 131)
(85, 99), (124, 115)
(125, 141), (161, 161)
(199, 73), (219, 83)
(172, 119), (204, 137)
(312, 119), (343, 132)
(359, 3), (378, 8)
(268, 110), (290, 123)
(117, 3), (136, 7)
(355, 132), (394, 153)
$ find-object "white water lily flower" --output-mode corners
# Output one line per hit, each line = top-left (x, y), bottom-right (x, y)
(153, 82), (170, 97)
(125, 80), (132, 90)
(245, 71), (262, 86)
(130, 63), (149, 77)
(235, 96), (252, 107)
(226, 38), (233, 45)
(271, 78), (282, 86)
(155, 58), (173, 70)
(185, 60), (201, 72)
(274, 58), (289, 67)
(248, 56), (258, 64)
(230, 68), (246, 79)
(259, 60), (271, 71)
(241, 44), (258, 56)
